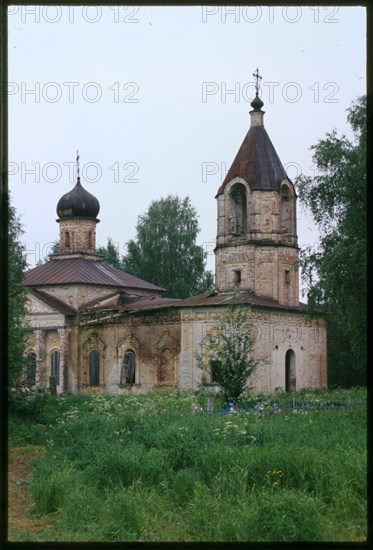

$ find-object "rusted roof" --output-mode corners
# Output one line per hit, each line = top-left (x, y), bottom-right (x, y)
(84, 293), (181, 313)
(217, 126), (289, 194)
(23, 259), (165, 292)
(82, 288), (307, 316)
(176, 289), (308, 313)
(27, 288), (76, 316)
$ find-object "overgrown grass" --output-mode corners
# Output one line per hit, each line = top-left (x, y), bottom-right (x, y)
(9, 387), (367, 542)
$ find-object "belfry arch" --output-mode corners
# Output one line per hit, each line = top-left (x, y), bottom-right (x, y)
(280, 182), (294, 239)
(228, 182), (247, 235)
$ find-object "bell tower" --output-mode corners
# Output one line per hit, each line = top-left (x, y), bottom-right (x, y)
(215, 70), (299, 306)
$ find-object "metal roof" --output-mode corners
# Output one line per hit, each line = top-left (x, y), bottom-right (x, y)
(82, 289), (307, 316)
(176, 289), (308, 312)
(217, 126), (289, 194)
(23, 259), (165, 291)
(84, 293), (181, 313)
(57, 177), (100, 220)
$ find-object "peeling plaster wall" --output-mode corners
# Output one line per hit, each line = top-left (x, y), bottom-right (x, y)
(75, 311), (182, 394)
(179, 306), (327, 394)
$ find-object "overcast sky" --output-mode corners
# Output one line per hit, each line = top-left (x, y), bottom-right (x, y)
(8, 5), (366, 297)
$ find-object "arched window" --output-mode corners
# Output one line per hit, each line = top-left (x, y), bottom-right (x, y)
(64, 231), (70, 248)
(285, 349), (296, 392)
(159, 347), (174, 385)
(51, 351), (60, 386)
(89, 350), (100, 386)
(121, 350), (135, 385)
(229, 183), (247, 235)
(27, 352), (37, 386)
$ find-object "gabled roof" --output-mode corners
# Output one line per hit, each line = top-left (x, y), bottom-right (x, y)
(217, 126), (289, 194)
(27, 288), (76, 316)
(22, 259), (165, 292)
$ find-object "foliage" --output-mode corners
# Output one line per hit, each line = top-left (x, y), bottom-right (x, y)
(197, 303), (263, 401)
(96, 237), (123, 268)
(295, 96), (366, 386)
(41, 240), (60, 264)
(8, 198), (28, 387)
(44, 237), (123, 269)
(8, 388), (366, 542)
(8, 386), (51, 422)
(122, 195), (214, 298)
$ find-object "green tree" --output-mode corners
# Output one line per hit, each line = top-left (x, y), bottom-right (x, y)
(122, 195), (214, 298)
(8, 199), (28, 387)
(296, 96), (366, 386)
(41, 240), (59, 264)
(96, 237), (123, 269)
(198, 303), (262, 402)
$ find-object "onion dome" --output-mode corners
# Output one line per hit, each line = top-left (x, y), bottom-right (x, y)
(250, 93), (264, 112)
(56, 177), (100, 220)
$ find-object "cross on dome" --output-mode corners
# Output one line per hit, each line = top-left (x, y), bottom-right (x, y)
(250, 68), (264, 112)
(76, 150), (80, 179)
(252, 68), (262, 96)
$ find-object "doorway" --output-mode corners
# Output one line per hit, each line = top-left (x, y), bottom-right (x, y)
(285, 349), (296, 392)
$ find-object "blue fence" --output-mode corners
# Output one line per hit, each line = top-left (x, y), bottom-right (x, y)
(204, 398), (366, 415)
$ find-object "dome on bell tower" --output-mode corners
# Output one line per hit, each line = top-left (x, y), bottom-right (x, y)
(56, 177), (100, 220)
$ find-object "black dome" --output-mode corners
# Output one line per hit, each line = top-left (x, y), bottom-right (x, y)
(250, 94), (264, 112)
(56, 178), (100, 219)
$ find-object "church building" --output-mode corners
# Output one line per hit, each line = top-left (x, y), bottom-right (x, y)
(22, 75), (327, 395)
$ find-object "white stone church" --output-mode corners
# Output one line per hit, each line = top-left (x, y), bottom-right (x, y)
(22, 85), (327, 395)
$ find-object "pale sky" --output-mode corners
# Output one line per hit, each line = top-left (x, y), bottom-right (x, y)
(8, 5), (366, 298)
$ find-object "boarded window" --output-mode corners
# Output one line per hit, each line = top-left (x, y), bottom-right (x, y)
(121, 351), (135, 385)
(27, 352), (37, 385)
(89, 350), (100, 386)
(51, 351), (60, 386)
(65, 231), (70, 247)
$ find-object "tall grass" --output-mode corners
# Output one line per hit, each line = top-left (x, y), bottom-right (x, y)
(9, 388), (367, 542)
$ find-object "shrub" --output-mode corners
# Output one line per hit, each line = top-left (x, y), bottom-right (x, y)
(8, 386), (50, 422)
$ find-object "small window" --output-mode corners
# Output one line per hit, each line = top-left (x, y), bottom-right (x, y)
(122, 351), (135, 385)
(87, 230), (93, 248)
(64, 232), (70, 247)
(51, 351), (60, 386)
(89, 350), (100, 386)
(27, 352), (37, 386)
(285, 270), (290, 284)
(234, 270), (241, 285)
